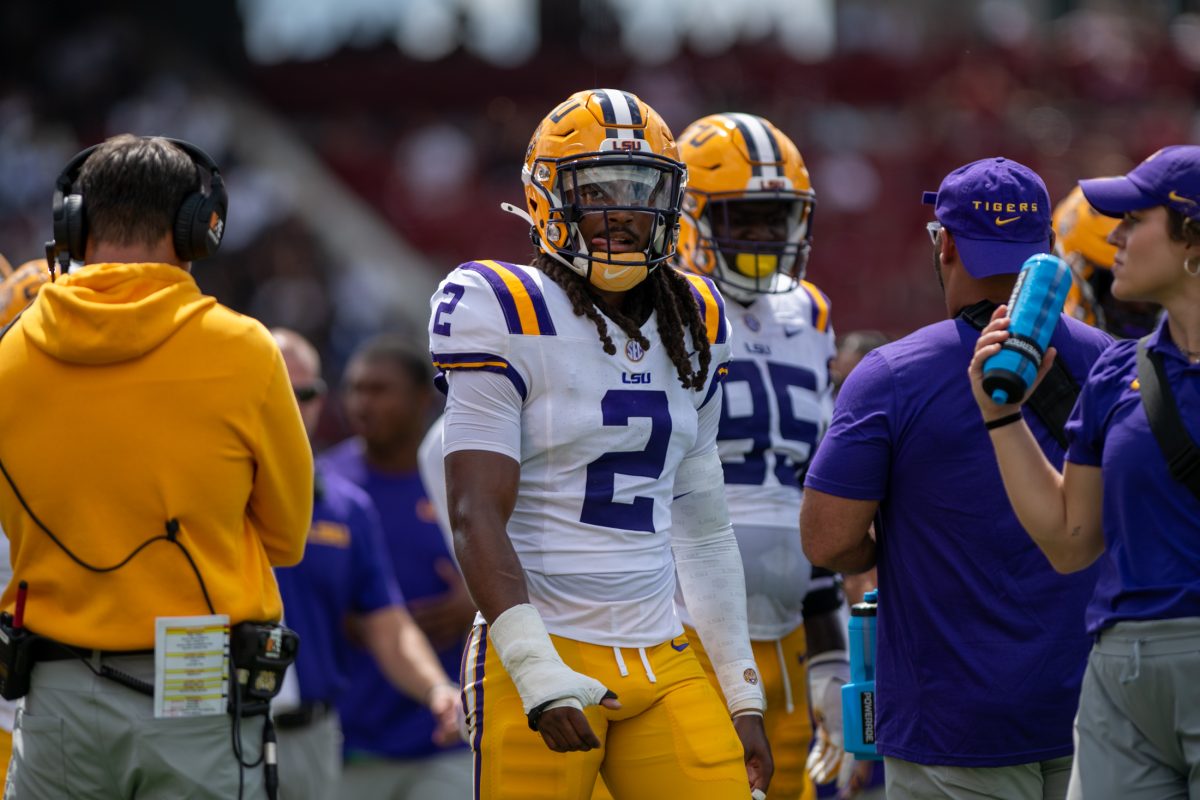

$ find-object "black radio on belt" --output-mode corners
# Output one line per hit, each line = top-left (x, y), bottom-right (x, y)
(228, 621), (299, 715)
(0, 582), (36, 701)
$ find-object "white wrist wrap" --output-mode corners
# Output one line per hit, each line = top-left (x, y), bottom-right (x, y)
(672, 452), (766, 716)
(487, 603), (610, 717)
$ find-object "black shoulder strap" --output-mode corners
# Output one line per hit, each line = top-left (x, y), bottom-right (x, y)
(958, 300), (1079, 449)
(1135, 336), (1200, 503)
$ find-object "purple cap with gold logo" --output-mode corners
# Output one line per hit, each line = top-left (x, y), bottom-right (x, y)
(1079, 145), (1200, 223)
(922, 157), (1053, 278)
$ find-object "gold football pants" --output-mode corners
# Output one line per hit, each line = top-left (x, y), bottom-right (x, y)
(462, 625), (749, 800)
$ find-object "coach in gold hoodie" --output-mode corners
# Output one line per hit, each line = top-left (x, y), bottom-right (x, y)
(0, 135), (312, 799)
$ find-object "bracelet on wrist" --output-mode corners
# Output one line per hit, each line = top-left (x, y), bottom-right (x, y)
(731, 709), (764, 719)
(985, 412), (1023, 431)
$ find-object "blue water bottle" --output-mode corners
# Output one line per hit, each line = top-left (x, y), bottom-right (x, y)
(982, 253), (1073, 405)
(842, 589), (881, 760)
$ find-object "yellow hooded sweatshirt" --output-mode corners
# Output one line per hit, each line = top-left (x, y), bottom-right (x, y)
(0, 263), (312, 650)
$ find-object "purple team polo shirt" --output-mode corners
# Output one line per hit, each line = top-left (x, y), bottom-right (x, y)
(274, 469), (403, 704)
(320, 438), (468, 759)
(805, 314), (1112, 767)
(1065, 315), (1200, 635)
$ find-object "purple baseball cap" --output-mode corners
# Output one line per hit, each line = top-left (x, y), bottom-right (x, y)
(922, 157), (1052, 278)
(1078, 145), (1200, 223)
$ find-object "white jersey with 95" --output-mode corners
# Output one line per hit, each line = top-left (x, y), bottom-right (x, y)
(678, 278), (835, 640)
(428, 259), (732, 648)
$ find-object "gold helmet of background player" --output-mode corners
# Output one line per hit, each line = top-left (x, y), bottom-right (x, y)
(677, 113), (815, 301)
(0, 257), (50, 327)
(1053, 186), (1118, 274)
(518, 89), (686, 293)
(1054, 186), (1119, 328)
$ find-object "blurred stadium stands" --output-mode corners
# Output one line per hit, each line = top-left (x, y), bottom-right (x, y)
(2, 0), (1198, 437)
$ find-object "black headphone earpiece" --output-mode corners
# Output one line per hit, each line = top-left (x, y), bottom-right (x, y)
(168, 140), (227, 263)
(46, 137), (228, 273)
(49, 144), (99, 274)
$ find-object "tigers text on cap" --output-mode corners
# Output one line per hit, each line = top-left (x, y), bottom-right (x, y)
(1078, 145), (1200, 223)
(922, 157), (1053, 279)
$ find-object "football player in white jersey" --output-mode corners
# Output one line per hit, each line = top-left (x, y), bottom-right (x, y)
(428, 89), (772, 800)
(677, 113), (856, 799)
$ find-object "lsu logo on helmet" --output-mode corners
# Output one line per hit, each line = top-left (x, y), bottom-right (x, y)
(512, 89), (687, 293)
(677, 114), (816, 300)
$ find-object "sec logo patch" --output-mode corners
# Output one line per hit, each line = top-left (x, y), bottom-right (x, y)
(625, 339), (646, 362)
(743, 668), (759, 685)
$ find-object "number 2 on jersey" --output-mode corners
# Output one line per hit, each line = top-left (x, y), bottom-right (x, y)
(580, 390), (671, 533)
(432, 283), (465, 336)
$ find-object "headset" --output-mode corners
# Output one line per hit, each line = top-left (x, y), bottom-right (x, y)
(47, 136), (228, 273)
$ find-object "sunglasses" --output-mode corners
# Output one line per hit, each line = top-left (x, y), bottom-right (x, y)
(293, 380), (327, 403)
(926, 221), (943, 245)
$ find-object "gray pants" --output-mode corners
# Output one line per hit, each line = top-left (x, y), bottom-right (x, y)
(276, 709), (341, 800)
(884, 755), (1072, 800)
(5, 655), (264, 800)
(1069, 617), (1200, 800)
(338, 748), (472, 800)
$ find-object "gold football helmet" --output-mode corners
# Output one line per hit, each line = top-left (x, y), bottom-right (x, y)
(1054, 185), (1118, 275)
(0, 256), (49, 327)
(507, 89), (687, 292)
(1054, 186), (1158, 337)
(677, 114), (815, 300)
(1055, 185), (1117, 327)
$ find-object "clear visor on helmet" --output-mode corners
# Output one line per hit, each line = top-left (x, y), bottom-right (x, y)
(559, 163), (676, 211)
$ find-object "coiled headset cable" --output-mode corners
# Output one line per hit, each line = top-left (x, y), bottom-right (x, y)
(0, 455), (273, 799)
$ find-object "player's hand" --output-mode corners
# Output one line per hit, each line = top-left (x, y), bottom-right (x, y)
(408, 558), (477, 650)
(426, 683), (463, 747)
(968, 303), (1058, 420)
(807, 718), (856, 792)
(535, 692), (621, 753)
(733, 712), (773, 795)
(806, 650), (853, 790)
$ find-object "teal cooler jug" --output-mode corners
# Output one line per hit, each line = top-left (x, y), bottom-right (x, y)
(842, 589), (881, 759)
(982, 253), (1073, 405)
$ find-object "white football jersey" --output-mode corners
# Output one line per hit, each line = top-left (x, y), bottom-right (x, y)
(718, 279), (835, 525)
(678, 279), (835, 639)
(429, 259), (732, 647)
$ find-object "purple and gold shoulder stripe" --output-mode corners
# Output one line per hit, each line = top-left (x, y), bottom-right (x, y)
(683, 273), (729, 346)
(799, 280), (831, 333)
(461, 260), (557, 337)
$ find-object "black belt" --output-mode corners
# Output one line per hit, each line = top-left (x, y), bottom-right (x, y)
(35, 642), (155, 663)
(274, 701), (333, 730)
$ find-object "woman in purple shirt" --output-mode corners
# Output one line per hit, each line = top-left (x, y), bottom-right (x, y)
(970, 146), (1200, 800)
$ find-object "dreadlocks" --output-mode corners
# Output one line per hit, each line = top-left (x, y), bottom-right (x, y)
(534, 253), (712, 391)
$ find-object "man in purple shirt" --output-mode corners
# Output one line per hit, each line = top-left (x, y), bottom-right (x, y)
(271, 329), (460, 800)
(320, 335), (476, 799)
(801, 158), (1112, 800)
